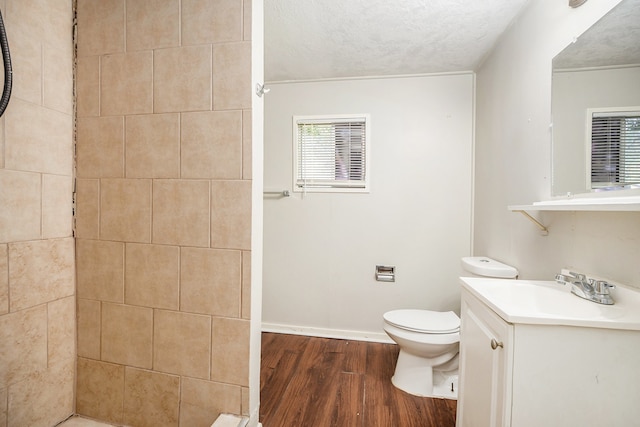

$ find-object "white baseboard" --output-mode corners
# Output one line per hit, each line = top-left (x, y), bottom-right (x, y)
(261, 322), (395, 344)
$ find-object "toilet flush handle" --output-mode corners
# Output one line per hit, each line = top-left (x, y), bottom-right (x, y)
(490, 339), (504, 350)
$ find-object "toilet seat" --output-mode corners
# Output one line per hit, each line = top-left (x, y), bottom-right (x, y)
(383, 309), (460, 334)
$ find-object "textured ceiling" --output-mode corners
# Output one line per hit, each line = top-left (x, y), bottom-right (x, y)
(264, 0), (530, 82)
(553, 0), (640, 69)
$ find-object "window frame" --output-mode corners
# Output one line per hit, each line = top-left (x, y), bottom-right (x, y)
(586, 106), (640, 191)
(292, 114), (371, 193)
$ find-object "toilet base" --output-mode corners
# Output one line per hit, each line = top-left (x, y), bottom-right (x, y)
(391, 349), (458, 398)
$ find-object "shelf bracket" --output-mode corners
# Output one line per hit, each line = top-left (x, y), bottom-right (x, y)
(514, 210), (549, 236)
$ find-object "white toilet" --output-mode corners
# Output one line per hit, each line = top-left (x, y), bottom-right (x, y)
(382, 257), (518, 397)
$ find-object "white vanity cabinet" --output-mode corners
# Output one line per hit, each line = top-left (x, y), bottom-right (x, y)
(457, 283), (640, 427)
(457, 288), (513, 427)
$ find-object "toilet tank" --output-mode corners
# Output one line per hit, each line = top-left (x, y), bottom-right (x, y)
(461, 257), (518, 279)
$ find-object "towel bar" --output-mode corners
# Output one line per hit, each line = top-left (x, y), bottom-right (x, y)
(263, 190), (290, 197)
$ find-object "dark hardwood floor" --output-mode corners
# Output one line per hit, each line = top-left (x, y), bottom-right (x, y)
(260, 332), (457, 427)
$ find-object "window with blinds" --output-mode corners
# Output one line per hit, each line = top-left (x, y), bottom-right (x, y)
(588, 108), (640, 190)
(293, 115), (370, 192)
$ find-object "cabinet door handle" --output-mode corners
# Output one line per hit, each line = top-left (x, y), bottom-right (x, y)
(490, 339), (503, 350)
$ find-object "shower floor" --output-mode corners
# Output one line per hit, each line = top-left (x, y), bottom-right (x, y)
(57, 416), (116, 427)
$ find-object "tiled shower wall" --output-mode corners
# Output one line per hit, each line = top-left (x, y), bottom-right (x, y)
(0, 0), (76, 426)
(75, 0), (253, 426)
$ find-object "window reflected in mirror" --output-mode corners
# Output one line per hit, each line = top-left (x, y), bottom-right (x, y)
(588, 108), (640, 191)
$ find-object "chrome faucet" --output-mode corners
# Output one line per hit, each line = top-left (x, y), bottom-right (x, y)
(555, 271), (615, 305)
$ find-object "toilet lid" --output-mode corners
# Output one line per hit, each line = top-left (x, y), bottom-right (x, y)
(384, 309), (460, 334)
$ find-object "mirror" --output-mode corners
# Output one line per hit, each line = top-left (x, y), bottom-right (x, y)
(551, 0), (640, 196)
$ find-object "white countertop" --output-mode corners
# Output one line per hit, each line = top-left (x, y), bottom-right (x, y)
(460, 277), (640, 331)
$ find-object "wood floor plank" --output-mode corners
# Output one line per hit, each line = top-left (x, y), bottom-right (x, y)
(261, 333), (307, 371)
(259, 349), (304, 420)
(340, 339), (368, 374)
(327, 371), (365, 427)
(260, 332), (457, 427)
(363, 341), (402, 425)
(265, 338), (339, 425)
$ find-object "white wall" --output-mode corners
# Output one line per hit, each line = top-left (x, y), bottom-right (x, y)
(474, 0), (640, 286)
(263, 74), (474, 340)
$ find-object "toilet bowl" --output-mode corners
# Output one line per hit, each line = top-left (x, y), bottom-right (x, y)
(383, 257), (518, 398)
(383, 309), (460, 397)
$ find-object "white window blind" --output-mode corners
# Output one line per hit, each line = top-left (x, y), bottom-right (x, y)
(590, 109), (640, 189)
(294, 115), (369, 192)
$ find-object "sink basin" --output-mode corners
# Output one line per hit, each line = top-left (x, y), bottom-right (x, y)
(460, 277), (640, 330)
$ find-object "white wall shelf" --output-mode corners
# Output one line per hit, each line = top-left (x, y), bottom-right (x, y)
(509, 196), (640, 212)
(508, 196), (640, 235)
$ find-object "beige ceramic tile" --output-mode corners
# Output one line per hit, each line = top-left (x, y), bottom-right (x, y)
(8, 29), (42, 106)
(213, 42), (251, 111)
(75, 179), (100, 240)
(8, 237), (75, 312)
(0, 170), (40, 243)
(211, 317), (250, 386)
(241, 251), (251, 320)
(153, 310), (211, 379)
(76, 56), (100, 117)
(100, 179), (151, 243)
(5, 0), (38, 42)
(180, 247), (241, 317)
(101, 303), (153, 368)
(0, 305), (47, 386)
(47, 296), (75, 368)
(76, 239), (124, 303)
(0, 386), (6, 427)
(152, 180), (210, 247)
(76, 116), (125, 179)
(0, 117), (4, 169)
(181, 0), (242, 45)
(153, 45), (212, 113)
(242, 386), (250, 416)
(7, 358), (74, 427)
(5, 99), (73, 175)
(101, 52), (153, 116)
(43, 0), (73, 16)
(125, 113), (180, 178)
(77, 298), (101, 360)
(242, 109), (252, 180)
(44, 3), (74, 57)
(243, 0), (252, 41)
(123, 367), (179, 427)
(124, 243), (179, 310)
(181, 110), (243, 179)
(76, 358), (124, 424)
(126, 0), (179, 52)
(180, 378), (242, 427)
(210, 180), (251, 250)
(6, 0), (72, 43)
(43, 45), (74, 115)
(76, 0), (125, 57)
(0, 245), (7, 315)
(42, 174), (73, 239)
(50, 0), (75, 24)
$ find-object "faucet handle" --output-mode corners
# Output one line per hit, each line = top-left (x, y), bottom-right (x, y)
(570, 272), (586, 281)
(594, 280), (615, 295)
(555, 273), (568, 284)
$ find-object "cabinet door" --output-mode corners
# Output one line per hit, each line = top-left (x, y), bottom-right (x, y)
(457, 291), (512, 427)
